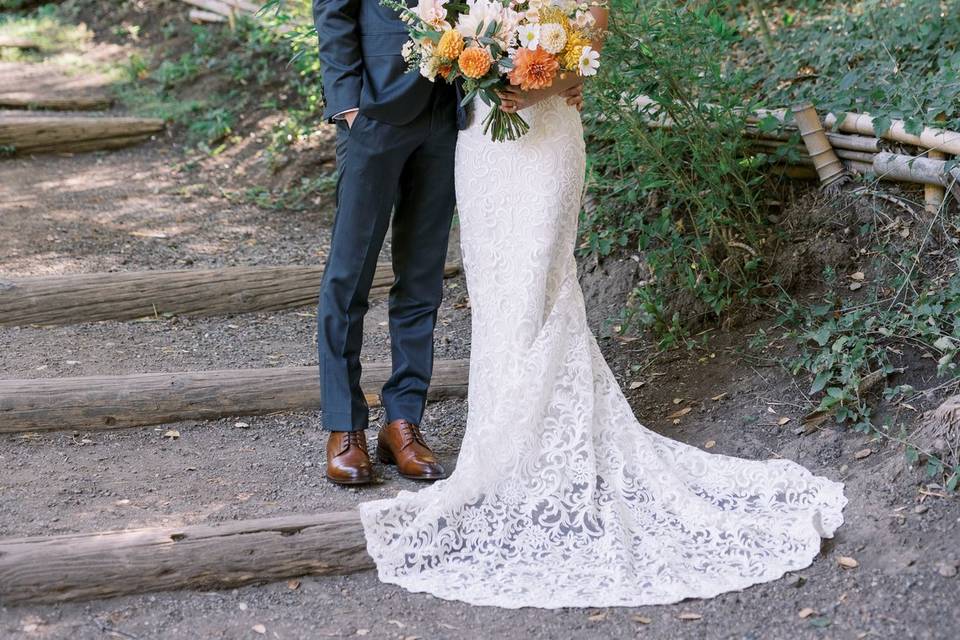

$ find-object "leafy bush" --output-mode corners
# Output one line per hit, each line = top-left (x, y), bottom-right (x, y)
(737, 0), (960, 132)
(584, 0), (774, 346)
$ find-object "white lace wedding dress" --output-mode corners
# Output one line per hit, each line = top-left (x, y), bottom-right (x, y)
(358, 96), (847, 608)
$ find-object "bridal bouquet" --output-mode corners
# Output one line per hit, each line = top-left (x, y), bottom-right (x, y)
(385, 0), (603, 141)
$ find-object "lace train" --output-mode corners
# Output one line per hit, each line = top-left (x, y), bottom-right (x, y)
(358, 96), (847, 608)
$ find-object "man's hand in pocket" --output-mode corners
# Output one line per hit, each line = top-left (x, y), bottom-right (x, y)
(344, 110), (358, 128)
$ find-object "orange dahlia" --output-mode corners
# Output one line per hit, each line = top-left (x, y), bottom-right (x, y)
(458, 47), (493, 79)
(508, 47), (559, 91)
(436, 30), (464, 60)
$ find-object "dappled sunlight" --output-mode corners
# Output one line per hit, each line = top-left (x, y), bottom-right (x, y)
(0, 146), (333, 277)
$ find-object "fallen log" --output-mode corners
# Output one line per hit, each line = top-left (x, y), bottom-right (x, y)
(181, 0), (259, 17)
(0, 511), (373, 604)
(0, 359), (469, 433)
(0, 113), (164, 154)
(0, 92), (113, 111)
(0, 37), (41, 51)
(0, 263), (460, 326)
(189, 8), (228, 22)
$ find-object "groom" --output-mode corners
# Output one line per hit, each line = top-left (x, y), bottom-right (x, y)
(312, 0), (464, 485)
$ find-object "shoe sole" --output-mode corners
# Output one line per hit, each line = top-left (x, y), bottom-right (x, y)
(325, 474), (374, 486)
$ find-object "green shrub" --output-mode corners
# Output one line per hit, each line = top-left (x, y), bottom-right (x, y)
(584, 0), (773, 347)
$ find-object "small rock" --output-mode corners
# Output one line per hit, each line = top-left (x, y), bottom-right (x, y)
(853, 448), (872, 460)
(786, 574), (806, 588)
(914, 504), (929, 514)
(936, 562), (958, 578)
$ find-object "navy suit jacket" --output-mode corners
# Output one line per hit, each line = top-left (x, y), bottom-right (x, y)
(313, 0), (466, 127)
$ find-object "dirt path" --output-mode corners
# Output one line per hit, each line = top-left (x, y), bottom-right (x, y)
(1, 12), (958, 640)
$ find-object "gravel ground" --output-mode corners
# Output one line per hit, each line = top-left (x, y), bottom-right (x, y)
(0, 142), (334, 277)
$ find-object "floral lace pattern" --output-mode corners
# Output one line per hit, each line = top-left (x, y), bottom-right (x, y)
(358, 96), (847, 609)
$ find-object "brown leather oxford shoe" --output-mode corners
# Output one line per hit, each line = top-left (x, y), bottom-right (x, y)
(377, 419), (447, 481)
(326, 430), (374, 485)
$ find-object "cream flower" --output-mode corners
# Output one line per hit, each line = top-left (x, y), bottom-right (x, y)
(517, 24), (541, 50)
(415, 0), (450, 30)
(539, 22), (567, 54)
(401, 40), (416, 63)
(577, 45), (600, 76)
(456, 0), (520, 49)
(419, 54), (441, 81)
(574, 9), (595, 29)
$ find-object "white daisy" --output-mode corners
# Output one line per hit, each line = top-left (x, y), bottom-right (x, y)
(577, 45), (600, 76)
(539, 22), (567, 54)
(517, 24), (541, 50)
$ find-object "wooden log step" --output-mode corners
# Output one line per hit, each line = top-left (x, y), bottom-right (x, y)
(0, 262), (460, 326)
(0, 63), (115, 111)
(0, 37), (41, 51)
(0, 92), (113, 111)
(0, 511), (373, 604)
(0, 113), (164, 154)
(0, 359), (470, 433)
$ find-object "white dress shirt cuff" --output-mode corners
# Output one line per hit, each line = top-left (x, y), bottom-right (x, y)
(333, 108), (359, 120)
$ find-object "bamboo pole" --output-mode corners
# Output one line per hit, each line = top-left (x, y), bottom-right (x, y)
(0, 512), (373, 604)
(0, 359), (470, 433)
(792, 103), (846, 188)
(873, 152), (960, 197)
(751, 139), (876, 164)
(634, 96), (882, 153)
(926, 114), (948, 214)
(751, 105), (960, 155)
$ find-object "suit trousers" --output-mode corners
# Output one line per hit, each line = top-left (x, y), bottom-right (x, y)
(317, 83), (458, 431)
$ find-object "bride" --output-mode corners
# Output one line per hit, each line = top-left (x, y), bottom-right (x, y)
(358, 4), (847, 608)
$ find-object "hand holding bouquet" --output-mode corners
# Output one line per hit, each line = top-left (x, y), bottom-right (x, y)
(386, 0), (604, 141)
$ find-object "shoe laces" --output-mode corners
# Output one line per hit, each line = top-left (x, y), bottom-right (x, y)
(398, 421), (427, 449)
(342, 431), (368, 455)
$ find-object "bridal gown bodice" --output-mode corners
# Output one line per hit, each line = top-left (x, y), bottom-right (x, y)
(357, 96), (847, 608)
